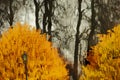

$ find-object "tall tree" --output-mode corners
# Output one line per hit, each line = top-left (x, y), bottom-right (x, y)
(43, 0), (54, 41)
(87, 0), (120, 51)
(0, 0), (21, 27)
(95, 0), (120, 34)
(87, 0), (96, 51)
(42, 0), (48, 33)
(47, 0), (54, 41)
(9, 0), (14, 26)
(0, 0), (14, 27)
(33, 0), (42, 30)
(73, 0), (82, 80)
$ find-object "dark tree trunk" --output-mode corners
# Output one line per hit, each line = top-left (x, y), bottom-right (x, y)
(9, 0), (13, 27)
(48, 17), (52, 41)
(73, 0), (82, 80)
(48, 0), (53, 41)
(43, 0), (48, 33)
(88, 0), (96, 51)
(34, 0), (40, 30)
(43, 0), (54, 41)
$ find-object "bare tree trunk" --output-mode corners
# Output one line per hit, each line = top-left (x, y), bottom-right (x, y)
(43, 0), (48, 33)
(34, 0), (41, 30)
(73, 0), (82, 80)
(48, 17), (52, 41)
(9, 0), (14, 27)
(48, 0), (53, 41)
(88, 0), (96, 51)
(43, 0), (54, 41)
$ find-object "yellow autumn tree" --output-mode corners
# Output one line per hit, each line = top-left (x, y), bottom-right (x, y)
(80, 25), (120, 80)
(0, 23), (69, 80)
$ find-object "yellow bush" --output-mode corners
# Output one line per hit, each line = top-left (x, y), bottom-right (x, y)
(80, 25), (120, 80)
(0, 23), (69, 80)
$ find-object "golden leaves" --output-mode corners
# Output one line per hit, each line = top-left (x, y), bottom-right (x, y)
(0, 23), (69, 80)
(80, 24), (120, 80)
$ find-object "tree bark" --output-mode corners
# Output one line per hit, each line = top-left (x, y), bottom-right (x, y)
(48, 0), (53, 41)
(43, 0), (54, 41)
(9, 0), (14, 27)
(73, 0), (82, 80)
(88, 0), (96, 51)
(43, 0), (48, 33)
(34, 0), (41, 30)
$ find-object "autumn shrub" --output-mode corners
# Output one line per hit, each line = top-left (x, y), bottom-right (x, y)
(80, 25), (120, 80)
(0, 23), (69, 80)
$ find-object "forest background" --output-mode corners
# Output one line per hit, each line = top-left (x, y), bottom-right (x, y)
(0, 0), (120, 80)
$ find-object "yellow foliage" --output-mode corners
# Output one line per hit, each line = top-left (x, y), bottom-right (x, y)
(80, 25), (120, 80)
(0, 23), (69, 80)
